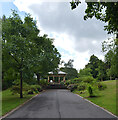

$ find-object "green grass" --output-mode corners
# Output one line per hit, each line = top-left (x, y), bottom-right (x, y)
(2, 89), (38, 116)
(73, 80), (117, 116)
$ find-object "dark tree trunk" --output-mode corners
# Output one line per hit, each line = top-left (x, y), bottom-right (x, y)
(2, 71), (4, 82)
(20, 70), (23, 98)
(36, 73), (40, 84)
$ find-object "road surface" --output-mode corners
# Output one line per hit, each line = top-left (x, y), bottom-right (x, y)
(3, 89), (117, 119)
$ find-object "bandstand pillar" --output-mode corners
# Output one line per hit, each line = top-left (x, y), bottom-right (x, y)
(53, 76), (54, 82)
(48, 76), (49, 82)
(59, 76), (60, 83)
(63, 76), (65, 82)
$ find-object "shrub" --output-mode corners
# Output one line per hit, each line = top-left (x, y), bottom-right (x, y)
(96, 82), (107, 90)
(11, 81), (30, 95)
(11, 82), (42, 95)
(80, 76), (95, 83)
(39, 79), (48, 88)
(30, 85), (42, 93)
(11, 85), (20, 95)
(27, 90), (34, 94)
(77, 82), (87, 91)
(65, 80), (71, 86)
(88, 86), (94, 97)
(60, 81), (64, 85)
(73, 78), (82, 83)
(67, 84), (78, 92)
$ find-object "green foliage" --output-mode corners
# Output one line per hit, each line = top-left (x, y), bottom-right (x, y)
(60, 81), (64, 85)
(29, 85), (42, 94)
(102, 38), (118, 79)
(86, 55), (100, 78)
(70, 1), (118, 81)
(11, 80), (42, 95)
(70, 2), (118, 35)
(60, 59), (78, 80)
(78, 68), (92, 77)
(79, 76), (96, 84)
(67, 84), (78, 92)
(74, 80), (116, 115)
(2, 10), (61, 98)
(39, 79), (48, 88)
(88, 86), (94, 97)
(65, 80), (71, 86)
(77, 82), (87, 91)
(96, 82), (107, 91)
(2, 89), (36, 116)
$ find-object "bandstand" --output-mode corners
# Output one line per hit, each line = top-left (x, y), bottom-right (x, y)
(48, 71), (67, 83)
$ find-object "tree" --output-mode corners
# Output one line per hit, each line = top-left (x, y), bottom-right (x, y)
(102, 39), (118, 79)
(85, 55), (100, 78)
(78, 67), (92, 77)
(64, 59), (74, 68)
(33, 35), (61, 84)
(2, 10), (61, 98)
(70, 1), (118, 77)
(97, 60), (107, 81)
(2, 11), (40, 98)
(60, 59), (78, 79)
(70, 1), (118, 35)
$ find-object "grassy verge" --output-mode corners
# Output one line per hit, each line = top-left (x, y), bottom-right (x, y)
(2, 89), (38, 116)
(73, 80), (117, 116)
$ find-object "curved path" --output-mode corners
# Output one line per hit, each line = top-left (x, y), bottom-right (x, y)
(4, 89), (117, 119)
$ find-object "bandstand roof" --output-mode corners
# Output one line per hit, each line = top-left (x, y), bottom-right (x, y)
(48, 71), (67, 75)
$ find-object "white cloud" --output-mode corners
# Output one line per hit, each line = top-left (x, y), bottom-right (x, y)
(13, 0), (112, 70)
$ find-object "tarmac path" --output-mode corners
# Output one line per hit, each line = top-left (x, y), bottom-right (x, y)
(4, 89), (117, 119)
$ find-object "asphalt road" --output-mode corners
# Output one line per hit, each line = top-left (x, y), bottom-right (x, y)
(4, 89), (117, 119)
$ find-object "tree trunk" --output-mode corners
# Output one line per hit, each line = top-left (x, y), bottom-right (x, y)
(110, 76), (112, 80)
(2, 71), (4, 82)
(36, 73), (40, 84)
(20, 70), (23, 98)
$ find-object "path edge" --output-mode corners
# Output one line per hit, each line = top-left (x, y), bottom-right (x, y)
(75, 93), (118, 118)
(1, 90), (45, 119)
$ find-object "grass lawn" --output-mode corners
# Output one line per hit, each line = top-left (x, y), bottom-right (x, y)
(2, 89), (38, 116)
(73, 80), (117, 116)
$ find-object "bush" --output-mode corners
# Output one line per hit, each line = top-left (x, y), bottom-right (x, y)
(77, 82), (87, 91)
(11, 82), (42, 95)
(80, 76), (96, 83)
(27, 90), (34, 94)
(96, 82), (107, 90)
(60, 81), (64, 85)
(30, 85), (42, 93)
(88, 86), (94, 97)
(11, 85), (20, 95)
(39, 79), (48, 88)
(11, 81), (30, 95)
(65, 80), (71, 86)
(67, 84), (78, 92)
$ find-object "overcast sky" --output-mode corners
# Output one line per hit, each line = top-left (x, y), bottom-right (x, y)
(1, 0), (112, 71)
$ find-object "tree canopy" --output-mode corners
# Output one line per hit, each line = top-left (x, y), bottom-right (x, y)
(2, 10), (61, 98)
(70, 1), (118, 35)
(70, 1), (118, 79)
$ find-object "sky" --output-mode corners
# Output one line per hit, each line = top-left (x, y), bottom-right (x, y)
(0, 0), (112, 71)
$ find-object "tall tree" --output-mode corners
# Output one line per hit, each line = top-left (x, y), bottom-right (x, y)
(78, 67), (92, 77)
(60, 59), (78, 79)
(2, 10), (61, 97)
(102, 39), (118, 79)
(86, 55), (100, 78)
(70, 1), (118, 76)
(2, 11), (40, 98)
(33, 35), (61, 83)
